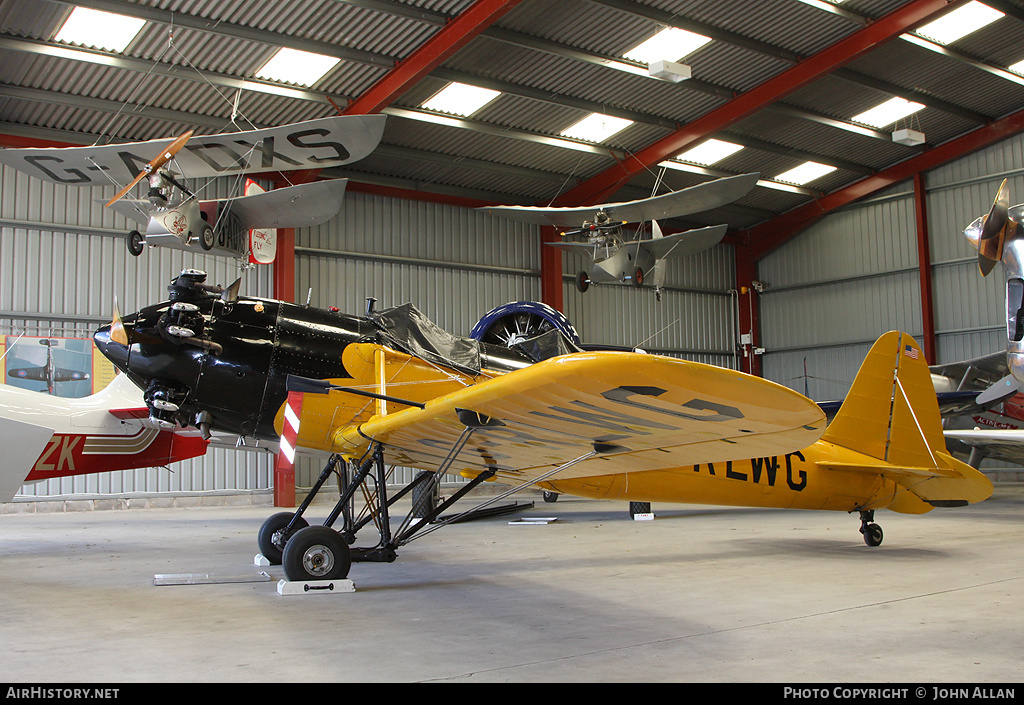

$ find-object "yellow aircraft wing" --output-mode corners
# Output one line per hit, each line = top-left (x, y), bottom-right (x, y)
(330, 349), (825, 483)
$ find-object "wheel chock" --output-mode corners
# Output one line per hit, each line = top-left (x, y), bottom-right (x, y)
(276, 578), (355, 596)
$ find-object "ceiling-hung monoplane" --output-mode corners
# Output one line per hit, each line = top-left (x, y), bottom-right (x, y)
(90, 271), (990, 582)
(0, 115), (385, 264)
(479, 172), (758, 300)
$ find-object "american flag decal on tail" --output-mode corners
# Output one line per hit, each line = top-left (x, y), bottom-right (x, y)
(904, 345), (919, 359)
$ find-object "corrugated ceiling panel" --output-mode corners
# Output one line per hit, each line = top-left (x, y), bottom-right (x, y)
(847, 39), (1024, 121)
(642, 0), (855, 58)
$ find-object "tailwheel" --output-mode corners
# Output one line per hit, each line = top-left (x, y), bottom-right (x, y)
(859, 510), (883, 547)
(575, 270), (591, 293)
(282, 525), (352, 581)
(257, 511), (309, 565)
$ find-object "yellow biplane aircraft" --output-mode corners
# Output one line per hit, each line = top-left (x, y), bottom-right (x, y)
(92, 274), (992, 582)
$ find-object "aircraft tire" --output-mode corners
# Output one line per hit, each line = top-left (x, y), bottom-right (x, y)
(862, 523), (883, 547)
(576, 271), (590, 293)
(632, 267), (644, 287)
(127, 230), (144, 257)
(282, 525), (352, 581)
(199, 226), (215, 251)
(257, 511), (309, 565)
(543, 491), (559, 503)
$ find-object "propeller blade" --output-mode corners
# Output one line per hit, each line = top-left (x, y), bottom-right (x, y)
(220, 277), (242, 304)
(974, 178), (1019, 275)
(110, 299), (129, 346)
(105, 129), (194, 207)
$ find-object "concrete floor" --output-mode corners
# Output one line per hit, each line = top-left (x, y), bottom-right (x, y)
(2, 484), (1023, 683)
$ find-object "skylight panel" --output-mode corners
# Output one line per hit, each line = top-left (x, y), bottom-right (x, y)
(1009, 58), (1024, 76)
(54, 7), (145, 53)
(560, 114), (633, 143)
(850, 97), (925, 129)
(773, 162), (837, 186)
(913, 1), (1003, 45)
(421, 82), (501, 117)
(623, 27), (712, 64)
(676, 139), (744, 166)
(256, 48), (340, 87)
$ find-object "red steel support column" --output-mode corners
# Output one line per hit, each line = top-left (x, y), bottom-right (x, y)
(914, 172), (937, 364)
(540, 226), (563, 311)
(735, 253), (762, 377)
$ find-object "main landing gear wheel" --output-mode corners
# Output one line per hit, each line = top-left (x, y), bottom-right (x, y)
(257, 512), (309, 565)
(127, 230), (144, 257)
(575, 271), (591, 293)
(632, 267), (644, 287)
(199, 225), (215, 251)
(859, 510), (883, 547)
(282, 525), (352, 581)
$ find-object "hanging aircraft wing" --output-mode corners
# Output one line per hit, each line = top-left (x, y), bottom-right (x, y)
(478, 173), (759, 228)
(329, 348), (825, 483)
(632, 224), (728, 260)
(220, 179), (347, 230)
(0, 115), (385, 187)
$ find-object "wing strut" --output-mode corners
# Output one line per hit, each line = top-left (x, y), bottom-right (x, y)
(258, 407), (610, 580)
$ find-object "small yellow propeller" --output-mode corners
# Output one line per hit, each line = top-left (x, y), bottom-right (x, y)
(105, 129), (194, 208)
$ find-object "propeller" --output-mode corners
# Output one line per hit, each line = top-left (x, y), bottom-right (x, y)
(966, 178), (1019, 277)
(104, 129), (194, 208)
(110, 298), (130, 347)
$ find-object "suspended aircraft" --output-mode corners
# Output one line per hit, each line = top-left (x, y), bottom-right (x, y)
(479, 172), (758, 300)
(6, 337), (90, 395)
(0, 374), (209, 503)
(90, 270), (990, 582)
(0, 115), (385, 264)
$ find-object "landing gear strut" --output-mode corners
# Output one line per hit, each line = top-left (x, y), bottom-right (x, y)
(859, 510), (883, 547)
(258, 443), (499, 581)
(259, 417), (609, 581)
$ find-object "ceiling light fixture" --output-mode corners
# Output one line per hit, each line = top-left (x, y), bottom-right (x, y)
(560, 114), (633, 143)
(773, 162), (837, 186)
(676, 139), (745, 166)
(421, 82), (501, 117)
(912, 1), (1003, 45)
(851, 97), (925, 129)
(256, 48), (340, 87)
(54, 6), (145, 53)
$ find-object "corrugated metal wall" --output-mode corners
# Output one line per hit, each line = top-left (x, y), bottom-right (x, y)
(757, 131), (1024, 473)
(0, 162), (275, 498)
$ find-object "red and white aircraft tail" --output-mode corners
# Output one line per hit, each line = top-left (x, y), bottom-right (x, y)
(0, 374), (209, 502)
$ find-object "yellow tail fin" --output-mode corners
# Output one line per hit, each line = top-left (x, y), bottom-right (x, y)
(822, 331), (943, 465)
(821, 331), (991, 510)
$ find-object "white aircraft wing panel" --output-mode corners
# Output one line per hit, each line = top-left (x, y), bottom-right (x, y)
(222, 179), (348, 229)
(635, 224), (727, 260)
(478, 173), (758, 228)
(0, 115), (385, 187)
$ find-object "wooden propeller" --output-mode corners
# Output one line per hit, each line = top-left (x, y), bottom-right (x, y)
(104, 129), (194, 208)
